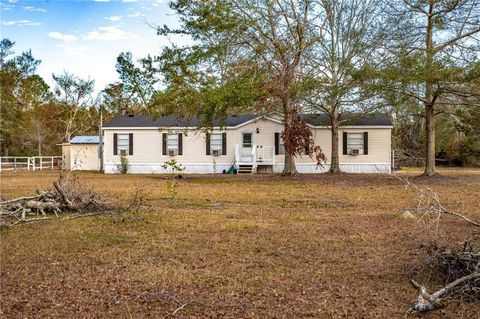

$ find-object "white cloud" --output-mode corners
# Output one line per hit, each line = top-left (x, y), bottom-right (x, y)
(48, 32), (79, 42)
(152, 0), (165, 7)
(24, 6), (47, 13)
(82, 26), (133, 41)
(105, 15), (122, 22)
(122, 0), (137, 2)
(127, 12), (143, 18)
(94, 0), (110, 2)
(1, 3), (14, 11)
(2, 20), (41, 26)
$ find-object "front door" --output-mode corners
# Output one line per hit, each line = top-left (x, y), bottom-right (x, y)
(241, 132), (253, 162)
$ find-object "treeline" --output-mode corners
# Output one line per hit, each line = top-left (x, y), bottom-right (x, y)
(1, 0), (479, 175)
(0, 42), (155, 157)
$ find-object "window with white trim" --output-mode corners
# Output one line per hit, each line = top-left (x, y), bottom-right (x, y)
(117, 134), (129, 155)
(210, 133), (222, 153)
(167, 134), (179, 152)
(347, 133), (364, 155)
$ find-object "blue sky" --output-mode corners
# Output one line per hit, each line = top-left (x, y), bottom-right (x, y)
(0, 0), (189, 92)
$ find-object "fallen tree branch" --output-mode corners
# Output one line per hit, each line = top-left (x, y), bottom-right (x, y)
(409, 272), (480, 313)
(0, 172), (109, 228)
(0, 194), (44, 205)
(53, 181), (73, 208)
(386, 171), (480, 314)
(389, 172), (480, 227)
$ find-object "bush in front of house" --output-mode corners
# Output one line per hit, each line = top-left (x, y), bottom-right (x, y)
(117, 155), (129, 174)
(161, 159), (185, 199)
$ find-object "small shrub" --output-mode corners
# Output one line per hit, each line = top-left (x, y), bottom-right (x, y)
(162, 159), (185, 199)
(117, 155), (129, 174)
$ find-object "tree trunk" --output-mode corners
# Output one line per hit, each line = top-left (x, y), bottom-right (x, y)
(283, 151), (297, 175)
(282, 100), (297, 175)
(3, 140), (10, 157)
(424, 104), (436, 176)
(329, 114), (341, 173)
(423, 5), (436, 176)
(38, 137), (42, 157)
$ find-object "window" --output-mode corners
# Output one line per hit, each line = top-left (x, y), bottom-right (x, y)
(275, 132), (285, 155)
(346, 133), (364, 155)
(210, 134), (223, 153)
(242, 132), (252, 147)
(167, 134), (179, 152)
(117, 134), (129, 155)
(278, 138), (285, 155)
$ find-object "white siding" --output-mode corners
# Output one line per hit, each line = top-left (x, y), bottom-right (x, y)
(103, 118), (392, 174)
(70, 144), (100, 171)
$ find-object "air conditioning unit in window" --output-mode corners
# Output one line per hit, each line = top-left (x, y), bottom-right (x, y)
(212, 149), (220, 156)
(120, 150), (127, 156)
(350, 149), (360, 155)
(168, 149), (177, 156)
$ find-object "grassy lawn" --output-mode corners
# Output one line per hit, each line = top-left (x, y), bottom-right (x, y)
(1, 168), (479, 318)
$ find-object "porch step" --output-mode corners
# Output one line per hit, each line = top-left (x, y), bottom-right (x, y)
(237, 165), (253, 174)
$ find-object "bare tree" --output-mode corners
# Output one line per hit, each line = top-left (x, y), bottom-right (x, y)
(53, 71), (95, 142)
(30, 117), (48, 156)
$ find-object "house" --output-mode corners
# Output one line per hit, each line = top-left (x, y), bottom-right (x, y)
(98, 113), (393, 174)
(61, 136), (102, 171)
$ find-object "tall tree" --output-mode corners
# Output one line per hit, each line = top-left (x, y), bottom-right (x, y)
(381, 0), (480, 175)
(100, 82), (130, 116)
(52, 71), (95, 142)
(0, 39), (47, 156)
(155, 0), (325, 174)
(116, 52), (158, 110)
(304, 0), (385, 173)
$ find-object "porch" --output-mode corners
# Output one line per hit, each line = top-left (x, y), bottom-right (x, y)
(234, 144), (275, 173)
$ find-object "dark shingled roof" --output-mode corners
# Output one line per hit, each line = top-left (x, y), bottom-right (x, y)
(104, 113), (392, 128)
(301, 113), (392, 126)
(103, 114), (257, 128)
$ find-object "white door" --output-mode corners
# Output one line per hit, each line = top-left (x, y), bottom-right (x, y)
(241, 132), (253, 162)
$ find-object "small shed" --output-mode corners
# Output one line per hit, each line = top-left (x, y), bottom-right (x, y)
(61, 136), (102, 171)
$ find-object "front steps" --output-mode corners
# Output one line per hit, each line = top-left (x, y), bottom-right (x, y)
(237, 165), (253, 174)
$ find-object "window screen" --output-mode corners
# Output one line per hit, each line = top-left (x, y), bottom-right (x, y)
(347, 133), (364, 154)
(210, 134), (222, 152)
(117, 134), (129, 155)
(167, 134), (178, 151)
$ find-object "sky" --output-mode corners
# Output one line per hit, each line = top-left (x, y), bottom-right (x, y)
(0, 0), (189, 92)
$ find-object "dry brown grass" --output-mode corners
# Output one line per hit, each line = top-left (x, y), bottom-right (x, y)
(1, 168), (479, 318)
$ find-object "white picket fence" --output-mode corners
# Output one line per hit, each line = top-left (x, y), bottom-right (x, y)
(0, 156), (63, 172)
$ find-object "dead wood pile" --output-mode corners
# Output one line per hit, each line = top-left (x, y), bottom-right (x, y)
(0, 172), (106, 228)
(408, 242), (480, 313)
(427, 242), (480, 301)
(390, 173), (480, 314)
